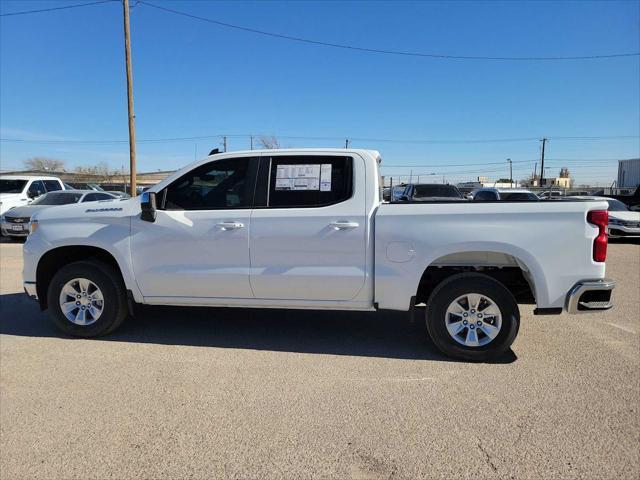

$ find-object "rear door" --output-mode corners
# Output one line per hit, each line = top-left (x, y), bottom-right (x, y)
(249, 154), (367, 301)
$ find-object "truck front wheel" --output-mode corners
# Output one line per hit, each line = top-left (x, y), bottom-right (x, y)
(425, 273), (520, 361)
(47, 260), (128, 337)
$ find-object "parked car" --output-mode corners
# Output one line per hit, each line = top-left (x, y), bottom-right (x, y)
(399, 183), (465, 201)
(538, 190), (564, 199)
(563, 196), (640, 239)
(0, 175), (65, 216)
(470, 187), (539, 201)
(23, 148), (614, 361)
(106, 191), (131, 199)
(1, 190), (116, 240)
(65, 182), (105, 191)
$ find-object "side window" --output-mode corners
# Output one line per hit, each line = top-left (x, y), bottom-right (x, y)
(266, 156), (353, 208)
(163, 157), (255, 210)
(27, 181), (45, 198)
(94, 193), (113, 201)
(82, 193), (98, 202)
(43, 180), (63, 192)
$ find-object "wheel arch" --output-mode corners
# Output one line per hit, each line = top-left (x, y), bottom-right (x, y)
(414, 244), (547, 307)
(36, 245), (127, 310)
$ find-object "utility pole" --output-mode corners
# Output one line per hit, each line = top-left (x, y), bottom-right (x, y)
(250, 135), (254, 150)
(223, 136), (227, 152)
(533, 162), (537, 185)
(345, 138), (350, 149)
(409, 170), (413, 183)
(507, 158), (513, 187)
(540, 138), (547, 187)
(122, 0), (137, 196)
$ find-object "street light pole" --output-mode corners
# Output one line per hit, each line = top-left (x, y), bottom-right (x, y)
(507, 158), (513, 187)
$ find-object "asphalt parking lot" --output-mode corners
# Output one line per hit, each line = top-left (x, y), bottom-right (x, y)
(0, 239), (638, 479)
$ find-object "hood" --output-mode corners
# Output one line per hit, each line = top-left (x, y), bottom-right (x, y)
(33, 197), (139, 222)
(3, 204), (52, 219)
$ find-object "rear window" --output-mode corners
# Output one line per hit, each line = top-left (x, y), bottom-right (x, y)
(0, 179), (27, 193)
(473, 191), (498, 201)
(266, 156), (352, 208)
(413, 185), (462, 198)
(31, 192), (83, 205)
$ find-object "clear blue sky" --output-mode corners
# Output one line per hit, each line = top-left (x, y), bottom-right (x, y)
(1, 0), (639, 185)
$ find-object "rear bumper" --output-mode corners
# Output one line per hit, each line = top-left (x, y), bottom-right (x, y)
(566, 279), (615, 314)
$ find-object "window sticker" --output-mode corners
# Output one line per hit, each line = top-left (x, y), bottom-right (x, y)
(275, 164), (322, 191)
(320, 164), (332, 191)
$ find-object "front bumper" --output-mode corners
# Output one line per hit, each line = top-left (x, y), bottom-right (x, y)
(1, 221), (29, 237)
(608, 225), (640, 238)
(566, 279), (615, 314)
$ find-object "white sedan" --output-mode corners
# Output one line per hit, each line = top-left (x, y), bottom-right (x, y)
(565, 196), (640, 238)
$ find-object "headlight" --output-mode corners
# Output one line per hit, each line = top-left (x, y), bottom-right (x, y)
(29, 219), (39, 235)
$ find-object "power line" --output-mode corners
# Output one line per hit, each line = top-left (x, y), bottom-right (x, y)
(1, 134), (637, 146)
(0, 0), (116, 17)
(138, 1), (639, 61)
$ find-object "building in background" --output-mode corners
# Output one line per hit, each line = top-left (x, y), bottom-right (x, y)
(617, 158), (640, 188)
(542, 176), (572, 188)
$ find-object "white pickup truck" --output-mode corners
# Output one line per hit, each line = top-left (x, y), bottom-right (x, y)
(22, 149), (614, 361)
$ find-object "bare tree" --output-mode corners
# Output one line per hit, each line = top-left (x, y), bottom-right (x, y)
(258, 135), (281, 149)
(23, 157), (65, 171)
(559, 167), (570, 178)
(74, 162), (117, 182)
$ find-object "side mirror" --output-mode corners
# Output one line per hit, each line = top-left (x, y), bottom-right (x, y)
(140, 191), (157, 222)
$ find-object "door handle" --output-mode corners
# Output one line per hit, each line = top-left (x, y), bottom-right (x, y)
(329, 221), (359, 230)
(217, 221), (244, 230)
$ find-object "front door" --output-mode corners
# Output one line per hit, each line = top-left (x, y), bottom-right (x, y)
(249, 154), (367, 301)
(131, 156), (258, 299)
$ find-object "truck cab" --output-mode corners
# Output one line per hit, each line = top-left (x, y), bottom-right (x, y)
(0, 175), (65, 216)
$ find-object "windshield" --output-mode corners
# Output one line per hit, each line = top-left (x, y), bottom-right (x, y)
(606, 199), (628, 211)
(0, 179), (28, 194)
(413, 185), (462, 198)
(500, 192), (539, 201)
(31, 192), (83, 205)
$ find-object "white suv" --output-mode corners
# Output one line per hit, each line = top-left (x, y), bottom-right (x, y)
(0, 175), (65, 216)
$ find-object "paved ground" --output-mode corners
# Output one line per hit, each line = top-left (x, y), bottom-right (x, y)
(0, 239), (638, 479)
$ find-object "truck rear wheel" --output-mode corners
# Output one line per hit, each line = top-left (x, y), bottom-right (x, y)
(47, 260), (128, 337)
(425, 273), (520, 361)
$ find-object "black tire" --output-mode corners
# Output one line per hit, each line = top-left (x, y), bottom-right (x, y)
(425, 273), (520, 362)
(47, 260), (128, 337)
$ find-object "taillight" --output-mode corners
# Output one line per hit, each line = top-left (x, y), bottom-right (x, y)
(587, 210), (608, 262)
